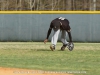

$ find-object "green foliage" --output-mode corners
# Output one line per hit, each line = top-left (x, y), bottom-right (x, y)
(0, 42), (100, 75)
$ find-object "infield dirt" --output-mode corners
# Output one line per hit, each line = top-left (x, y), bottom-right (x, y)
(0, 67), (73, 75)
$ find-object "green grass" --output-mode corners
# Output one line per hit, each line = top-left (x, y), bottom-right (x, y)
(0, 42), (100, 75)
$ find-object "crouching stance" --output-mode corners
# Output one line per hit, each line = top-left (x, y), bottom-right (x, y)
(44, 17), (74, 51)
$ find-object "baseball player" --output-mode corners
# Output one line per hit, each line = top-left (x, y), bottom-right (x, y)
(44, 17), (74, 51)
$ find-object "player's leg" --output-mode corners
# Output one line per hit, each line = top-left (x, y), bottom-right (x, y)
(50, 29), (60, 51)
(61, 30), (68, 50)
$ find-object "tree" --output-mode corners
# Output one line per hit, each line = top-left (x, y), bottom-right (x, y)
(0, 0), (99, 11)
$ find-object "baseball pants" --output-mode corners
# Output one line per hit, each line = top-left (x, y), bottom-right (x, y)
(51, 29), (68, 46)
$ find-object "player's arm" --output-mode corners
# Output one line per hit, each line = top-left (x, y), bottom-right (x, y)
(44, 28), (52, 44)
(46, 27), (52, 39)
(67, 30), (72, 42)
(44, 23), (52, 44)
(67, 30), (74, 51)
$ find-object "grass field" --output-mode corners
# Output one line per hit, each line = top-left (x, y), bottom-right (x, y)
(0, 42), (100, 75)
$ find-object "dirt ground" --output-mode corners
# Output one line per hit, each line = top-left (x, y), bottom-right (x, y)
(0, 67), (73, 75)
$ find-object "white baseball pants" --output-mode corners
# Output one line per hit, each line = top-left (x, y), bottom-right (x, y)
(51, 29), (68, 46)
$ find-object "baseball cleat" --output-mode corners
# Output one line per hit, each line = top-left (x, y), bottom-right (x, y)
(50, 45), (55, 51)
(61, 44), (67, 51)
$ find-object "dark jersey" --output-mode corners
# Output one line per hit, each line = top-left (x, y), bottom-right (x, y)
(50, 17), (71, 31)
(46, 17), (71, 40)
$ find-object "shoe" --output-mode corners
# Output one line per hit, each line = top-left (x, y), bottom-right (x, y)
(61, 44), (67, 51)
(50, 45), (55, 51)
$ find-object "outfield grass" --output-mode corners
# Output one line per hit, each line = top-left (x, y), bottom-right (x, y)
(0, 42), (100, 75)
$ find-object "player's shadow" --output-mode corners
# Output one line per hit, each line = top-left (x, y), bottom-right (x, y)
(37, 49), (65, 51)
(37, 49), (51, 51)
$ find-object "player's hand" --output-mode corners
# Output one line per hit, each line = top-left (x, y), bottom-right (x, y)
(44, 39), (48, 44)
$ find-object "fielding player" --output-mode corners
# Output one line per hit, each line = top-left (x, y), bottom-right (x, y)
(44, 17), (74, 51)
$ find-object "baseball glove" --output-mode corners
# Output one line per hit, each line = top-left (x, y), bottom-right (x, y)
(67, 42), (74, 51)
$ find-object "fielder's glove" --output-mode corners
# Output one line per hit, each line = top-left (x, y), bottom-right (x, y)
(67, 42), (74, 51)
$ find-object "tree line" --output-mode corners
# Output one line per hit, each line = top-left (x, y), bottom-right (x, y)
(0, 0), (99, 11)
